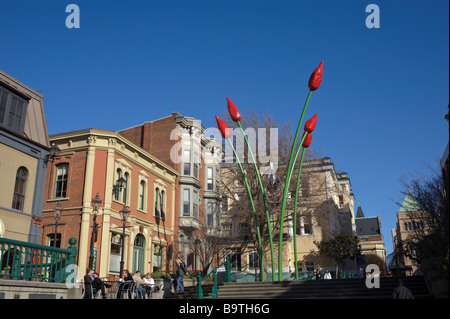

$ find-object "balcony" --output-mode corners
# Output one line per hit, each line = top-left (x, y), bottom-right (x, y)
(179, 216), (200, 231)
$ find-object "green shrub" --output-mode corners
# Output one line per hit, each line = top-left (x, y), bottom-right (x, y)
(151, 272), (173, 279)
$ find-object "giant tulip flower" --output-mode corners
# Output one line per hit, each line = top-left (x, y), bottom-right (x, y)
(215, 115), (231, 139)
(302, 133), (312, 148)
(304, 113), (318, 133)
(226, 97), (241, 122)
(308, 61), (324, 91)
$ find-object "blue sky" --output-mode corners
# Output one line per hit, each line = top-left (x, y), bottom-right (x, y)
(1, 0), (448, 257)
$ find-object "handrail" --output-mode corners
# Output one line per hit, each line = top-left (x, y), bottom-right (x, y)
(196, 256), (231, 299)
(0, 237), (77, 283)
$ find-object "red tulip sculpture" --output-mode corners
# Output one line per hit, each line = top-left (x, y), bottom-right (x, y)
(217, 61), (324, 282)
(278, 62), (323, 281)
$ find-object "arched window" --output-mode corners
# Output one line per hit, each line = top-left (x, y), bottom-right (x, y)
(133, 234), (145, 273)
(160, 190), (165, 220)
(155, 187), (160, 218)
(139, 180), (146, 211)
(115, 169), (122, 201)
(12, 166), (28, 211)
(122, 172), (129, 203)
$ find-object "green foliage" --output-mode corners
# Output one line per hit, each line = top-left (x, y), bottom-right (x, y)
(314, 232), (361, 268)
(150, 272), (173, 279)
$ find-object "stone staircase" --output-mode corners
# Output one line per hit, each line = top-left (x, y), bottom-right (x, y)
(166, 276), (433, 299)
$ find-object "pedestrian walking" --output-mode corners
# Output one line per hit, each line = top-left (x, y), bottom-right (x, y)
(392, 279), (414, 299)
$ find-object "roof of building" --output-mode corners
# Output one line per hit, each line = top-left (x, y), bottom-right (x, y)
(399, 195), (422, 212)
(355, 216), (381, 236)
(355, 198), (365, 218)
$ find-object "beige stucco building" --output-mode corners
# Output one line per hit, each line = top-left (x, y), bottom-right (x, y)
(284, 157), (357, 277)
(219, 156), (359, 280)
(0, 70), (50, 243)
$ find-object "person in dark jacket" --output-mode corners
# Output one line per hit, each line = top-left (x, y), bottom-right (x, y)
(92, 272), (111, 299)
(116, 269), (133, 299)
(175, 258), (187, 292)
(392, 279), (414, 299)
(83, 268), (94, 299)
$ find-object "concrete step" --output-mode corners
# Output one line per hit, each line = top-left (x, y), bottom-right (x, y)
(216, 277), (431, 299)
(165, 276), (432, 299)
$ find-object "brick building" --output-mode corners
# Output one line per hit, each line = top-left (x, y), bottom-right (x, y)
(40, 128), (178, 280)
(119, 112), (223, 272)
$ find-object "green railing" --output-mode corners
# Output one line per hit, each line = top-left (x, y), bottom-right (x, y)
(0, 237), (77, 283)
(196, 256), (232, 299)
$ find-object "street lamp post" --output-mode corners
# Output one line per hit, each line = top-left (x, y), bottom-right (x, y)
(89, 192), (102, 270)
(113, 177), (126, 198)
(53, 201), (63, 247)
(119, 204), (130, 279)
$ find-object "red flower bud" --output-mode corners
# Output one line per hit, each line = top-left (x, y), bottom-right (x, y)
(304, 113), (318, 133)
(308, 61), (324, 91)
(215, 115), (231, 139)
(302, 133), (312, 148)
(226, 97), (241, 122)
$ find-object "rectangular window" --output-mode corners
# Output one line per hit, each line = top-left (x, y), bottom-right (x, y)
(303, 214), (312, 235)
(183, 189), (190, 216)
(207, 202), (214, 227)
(207, 167), (214, 191)
(47, 234), (61, 248)
(183, 149), (191, 176)
(109, 235), (122, 273)
(193, 190), (199, 218)
(229, 249), (241, 271)
(249, 249), (259, 270)
(338, 195), (344, 208)
(0, 86), (28, 133)
(193, 151), (199, 179)
(305, 261), (314, 272)
(153, 245), (162, 272)
(8, 97), (24, 131)
(54, 164), (68, 198)
(0, 89), (8, 123)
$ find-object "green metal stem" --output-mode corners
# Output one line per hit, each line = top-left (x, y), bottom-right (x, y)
(227, 138), (265, 282)
(278, 90), (313, 281)
(293, 136), (307, 280)
(237, 121), (276, 281)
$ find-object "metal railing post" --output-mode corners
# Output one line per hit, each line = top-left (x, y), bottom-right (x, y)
(212, 269), (218, 299)
(225, 256), (231, 283)
(196, 271), (203, 299)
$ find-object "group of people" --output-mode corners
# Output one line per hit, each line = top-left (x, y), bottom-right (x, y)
(83, 268), (156, 299)
(83, 257), (187, 299)
(117, 269), (156, 299)
(315, 269), (332, 280)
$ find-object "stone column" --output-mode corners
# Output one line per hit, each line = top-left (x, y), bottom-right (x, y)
(78, 146), (96, 280)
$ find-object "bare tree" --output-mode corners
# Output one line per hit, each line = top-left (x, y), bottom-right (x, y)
(219, 109), (324, 278)
(397, 161), (449, 280)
